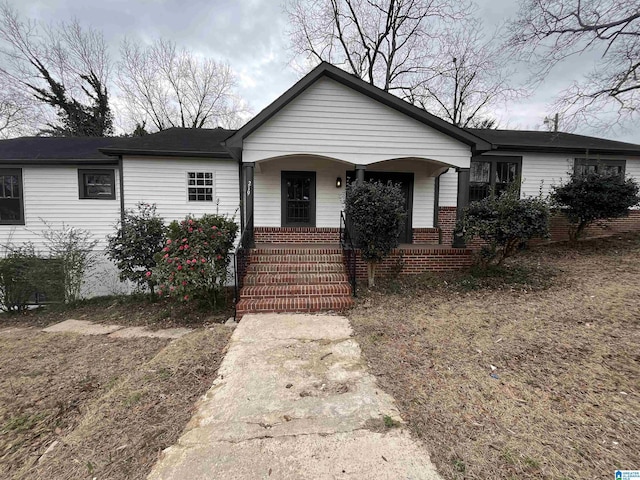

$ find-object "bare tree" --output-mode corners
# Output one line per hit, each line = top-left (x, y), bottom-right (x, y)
(0, 78), (38, 138)
(285, 0), (471, 94)
(406, 21), (524, 127)
(116, 38), (245, 131)
(0, 2), (113, 136)
(507, 0), (640, 130)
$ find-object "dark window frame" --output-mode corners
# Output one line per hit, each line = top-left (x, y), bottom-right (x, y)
(187, 171), (214, 202)
(574, 158), (626, 176)
(469, 155), (522, 202)
(0, 168), (24, 225)
(78, 169), (116, 200)
(281, 171), (316, 227)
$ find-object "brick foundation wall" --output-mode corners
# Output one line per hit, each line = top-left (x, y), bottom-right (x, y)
(412, 228), (440, 244)
(254, 227), (340, 244)
(354, 246), (473, 279)
(437, 207), (457, 246)
(544, 210), (640, 243)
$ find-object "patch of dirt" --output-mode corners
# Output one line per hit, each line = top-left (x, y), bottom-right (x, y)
(349, 233), (640, 479)
(0, 295), (233, 330)
(0, 325), (233, 480)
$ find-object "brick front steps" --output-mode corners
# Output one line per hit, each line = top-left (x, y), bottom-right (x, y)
(236, 244), (354, 318)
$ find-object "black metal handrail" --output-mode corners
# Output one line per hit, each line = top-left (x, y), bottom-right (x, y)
(233, 213), (254, 319)
(340, 211), (357, 297)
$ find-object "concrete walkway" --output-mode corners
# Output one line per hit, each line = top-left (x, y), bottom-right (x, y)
(148, 313), (442, 480)
(42, 319), (191, 339)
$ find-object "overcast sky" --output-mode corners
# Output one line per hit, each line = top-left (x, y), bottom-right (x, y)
(12, 0), (640, 143)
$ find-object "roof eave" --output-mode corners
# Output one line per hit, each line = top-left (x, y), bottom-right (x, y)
(0, 158), (118, 165)
(491, 144), (640, 156)
(99, 148), (232, 159)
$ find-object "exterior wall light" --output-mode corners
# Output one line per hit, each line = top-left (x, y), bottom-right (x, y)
(336, 177), (342, 188)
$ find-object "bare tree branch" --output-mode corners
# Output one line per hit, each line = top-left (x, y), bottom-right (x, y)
(506, 0), (640, 130)
(116, 38), (246, 131)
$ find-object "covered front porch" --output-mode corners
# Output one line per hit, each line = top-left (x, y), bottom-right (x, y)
(241, 154), (472, 251)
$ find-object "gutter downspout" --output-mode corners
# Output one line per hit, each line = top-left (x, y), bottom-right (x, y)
(118, 155), (125, 223)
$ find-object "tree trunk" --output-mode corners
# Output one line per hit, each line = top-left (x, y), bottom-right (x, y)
(367, 262), (376, 287)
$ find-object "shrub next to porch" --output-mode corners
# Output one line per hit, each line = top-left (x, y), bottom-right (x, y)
(344, 180), (406, 287)
(550, 171), (640, 242)
(457, 188), (550, 265)
(152, 214), (238, 308)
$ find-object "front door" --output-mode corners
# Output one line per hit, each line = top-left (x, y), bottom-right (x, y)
(281, 171), (316, 227)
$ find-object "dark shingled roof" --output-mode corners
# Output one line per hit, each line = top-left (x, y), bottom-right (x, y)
(99, 127), (236, 158)
(467, 129), (640, 156)
(0, 136), (125, 163)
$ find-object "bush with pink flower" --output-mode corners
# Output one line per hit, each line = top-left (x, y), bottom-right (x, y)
(151, 214), (238, 308)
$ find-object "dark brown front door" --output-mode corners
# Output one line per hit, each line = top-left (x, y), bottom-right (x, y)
(281, 171), (316, 227)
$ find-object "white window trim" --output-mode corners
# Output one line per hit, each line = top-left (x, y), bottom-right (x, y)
(186, 171), (215, 202)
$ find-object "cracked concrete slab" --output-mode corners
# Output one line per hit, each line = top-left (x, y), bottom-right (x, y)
(42, 319), (123, 335)
(147, 313), (442, 480)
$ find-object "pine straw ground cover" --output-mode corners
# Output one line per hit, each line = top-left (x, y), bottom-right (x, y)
(0, 325), (233, 480)
(348, 233), (640, 480)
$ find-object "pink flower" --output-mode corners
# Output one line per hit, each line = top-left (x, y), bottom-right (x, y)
(184, 244), (189, 250)
(182, 281), (187, 286)
(216, 255), (222, 260)
(188, 219), (193, 225)
(201, 258), (206, 263)
(170, 286), (175, 292)
(188, 227), (193, 233)
(212, 225), (218, 230)
(163, 247), (169, 252)
(186, 259), (191, 265)
(184, 295), (189, 301)
(179, 245), (184, 251)
(198, 228), (203, 233)
(145, 271), (152, 277)
(182, 238), (188, 243)
(167, 239), (172, 245)
(177, 265), (183, 271)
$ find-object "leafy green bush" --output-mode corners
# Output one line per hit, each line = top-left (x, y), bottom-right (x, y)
(456, 188), (550, 265)
(344, 180), (406, 286)
(152, 214), (238, 309)
(107, 203), (166, 293)
(550, 171), (640, 242)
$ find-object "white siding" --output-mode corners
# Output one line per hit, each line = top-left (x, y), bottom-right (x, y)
(438, 169), (458, 207)
(518, 153), (573, 198)
(243, 77), (472, 168)
(122, 156), (239, 223)
(0, 164), (123, 297)
(254, 157), (436, 228)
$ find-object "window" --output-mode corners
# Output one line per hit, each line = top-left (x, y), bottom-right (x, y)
(574, 158), (625, 177)
(188, 172), (213, 202)
(281, 171), (316, 227)
(469, 156), (521, 202)
(78, 169), (115, 199)
(0, 168), (24, 225)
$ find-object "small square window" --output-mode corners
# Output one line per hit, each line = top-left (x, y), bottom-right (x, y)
(78, 169), (115, 199)
(0, 168), (24, 225)
(187, 172), (213, 202)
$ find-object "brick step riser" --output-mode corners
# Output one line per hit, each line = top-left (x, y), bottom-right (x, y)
(240, 287), (352, 299)
(242, 275), (350, 286)
(249, 254), (344, 264)
(252, 248), (343, 256)
(236, 297), (354, 317)
(247, 264), (345, 273)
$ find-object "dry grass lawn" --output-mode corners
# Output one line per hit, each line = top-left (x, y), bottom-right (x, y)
(0, 324), (233, 479)
(349, 234), (640, 479)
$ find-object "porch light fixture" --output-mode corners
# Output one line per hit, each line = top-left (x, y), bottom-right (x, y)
(336, 177), (342, 188)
